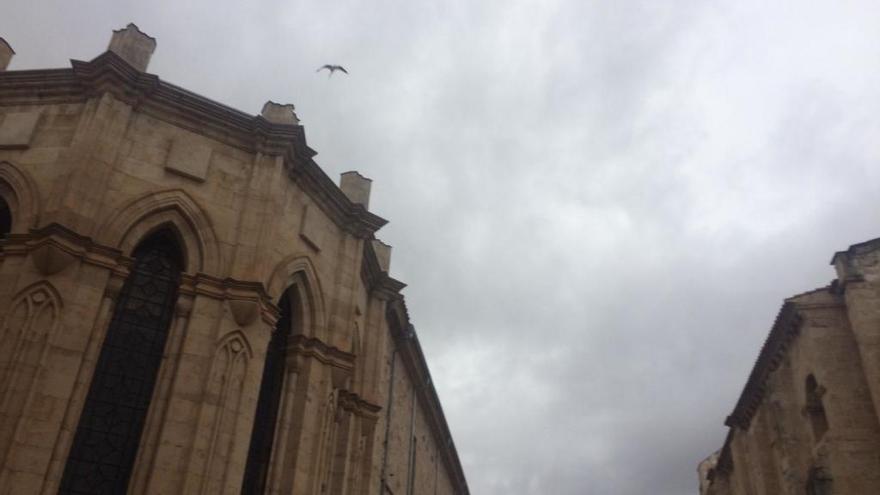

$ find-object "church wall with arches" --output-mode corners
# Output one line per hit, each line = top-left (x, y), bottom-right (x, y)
(0, 25), (468, 495)
(699, 242), (880, 495)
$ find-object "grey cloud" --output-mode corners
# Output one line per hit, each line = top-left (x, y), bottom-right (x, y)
(5, 0), (880, 493)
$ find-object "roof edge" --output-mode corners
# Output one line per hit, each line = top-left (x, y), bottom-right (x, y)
(0, 50), (388, 238)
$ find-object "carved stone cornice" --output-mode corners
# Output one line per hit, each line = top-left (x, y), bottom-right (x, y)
(830, 236), (880, 287)
(285, 334), (356, 375)
(337, 389), (382, 420)
(0, 52), (388, 239)
(71, 52), (160, 105)
(2, 222), (130, 273)
(385, 296), (470, 494)
(177, 273), (278, 326)
(724, 302), (803, 430)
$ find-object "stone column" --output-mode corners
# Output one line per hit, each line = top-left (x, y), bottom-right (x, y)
(41, 271), (127, 494)
(271, 339), (356, 495)
(136, 281), (277, 495)
(128, 293), (195, 494)
(0, 227), (124, 494)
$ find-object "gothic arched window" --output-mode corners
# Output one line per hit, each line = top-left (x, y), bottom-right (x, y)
(242, 289), (294, 494)
(805, 374), (829, 442)
(59, 229), (183, 495)
(0, 195), (11, 237)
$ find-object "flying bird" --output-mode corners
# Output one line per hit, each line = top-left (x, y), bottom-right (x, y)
(317, 64), (348, 77)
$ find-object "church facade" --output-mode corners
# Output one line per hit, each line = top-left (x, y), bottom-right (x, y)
(699, 237), (880, 494)
(0, 25), (468, 495)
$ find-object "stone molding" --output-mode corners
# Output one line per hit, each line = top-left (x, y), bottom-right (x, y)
(0, 160), (42, 232)
(0, 51), (387, 239)
(361, 239), (406, 300)
(2, 222), (130, 272)
(96, 188), (224, 276)
(178, 273), (279, 326)
(724, 301), (803, 430)
(385, 296), (470, 494)
(286, 334), (356, 376)
(337, 389), (382, 420)
(3, 223), (282, 327)
(831, 236), (880, 285)
(265, 255), (328, 340)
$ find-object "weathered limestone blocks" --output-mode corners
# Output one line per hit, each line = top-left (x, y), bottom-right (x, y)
(260, 101), (300, 125)
(0, 24), (469, 495)
(340, 171), (372, 209)
(703, 238), (880, 495)
(0, 111), (40, 150)
(108, 23), (156, 72)
(0, 227), (125, 494)
(372, 239), (392, 272)
(0, 39), (12, 71)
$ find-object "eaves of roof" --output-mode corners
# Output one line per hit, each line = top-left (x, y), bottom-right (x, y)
(0, 50), (387, 238)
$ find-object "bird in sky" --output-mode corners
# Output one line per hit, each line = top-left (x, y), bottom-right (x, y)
(317, 64), (348, 77)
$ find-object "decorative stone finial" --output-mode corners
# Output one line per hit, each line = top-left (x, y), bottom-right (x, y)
(261, 101), (300, 125)
(340, 171), (372, 209)
(0, 38), (14, 71)
(108, 23), (156, 72)
(372, 239), (392, 272)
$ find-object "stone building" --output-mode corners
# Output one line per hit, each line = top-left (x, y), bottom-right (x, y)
(0, 24), (468, 494)
(699, 237), (880, 494)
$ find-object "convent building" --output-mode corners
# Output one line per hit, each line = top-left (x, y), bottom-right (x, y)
(699, 236), (880, 494)
(0, 24), (468, 495)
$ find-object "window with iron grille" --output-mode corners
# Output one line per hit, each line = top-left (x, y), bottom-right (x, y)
(58, 230), (182, 495)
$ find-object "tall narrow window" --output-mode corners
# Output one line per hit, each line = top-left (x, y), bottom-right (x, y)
(0, 196), (11, 238)
(59, 230), (183, 495)
(807, 466), (833, 495)
(242, 290), (293, 494)
(805, 374), (829, 442)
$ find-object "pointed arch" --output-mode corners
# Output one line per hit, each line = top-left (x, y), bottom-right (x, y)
(60, 229), (183, 495)
(197, 329), (253, 494)
(0, 160), (41, 233)
(215, 329), (254, 360)
(97, 188), (223, 275)
(0, 280), (63, 371)
(805, 374), (829, 442)
(0, 281), (62, 452)
(266, 255), (327, 339)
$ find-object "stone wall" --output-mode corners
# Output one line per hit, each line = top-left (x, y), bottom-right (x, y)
(701, 239), (880, 495)
(0, 24), (467, 495)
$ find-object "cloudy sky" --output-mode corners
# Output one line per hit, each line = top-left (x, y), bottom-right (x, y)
(5, 1), (880, 493)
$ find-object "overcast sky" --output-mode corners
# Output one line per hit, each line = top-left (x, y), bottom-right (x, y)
(5, 1), (880, 493)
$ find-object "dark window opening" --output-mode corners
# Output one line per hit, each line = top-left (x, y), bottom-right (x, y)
(806, 374), (829, 442)
(242, 289), (294, 495)
(59, 230), (183, 495)
(807, 466), (833, 495)
(0, 196), (11, 237)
